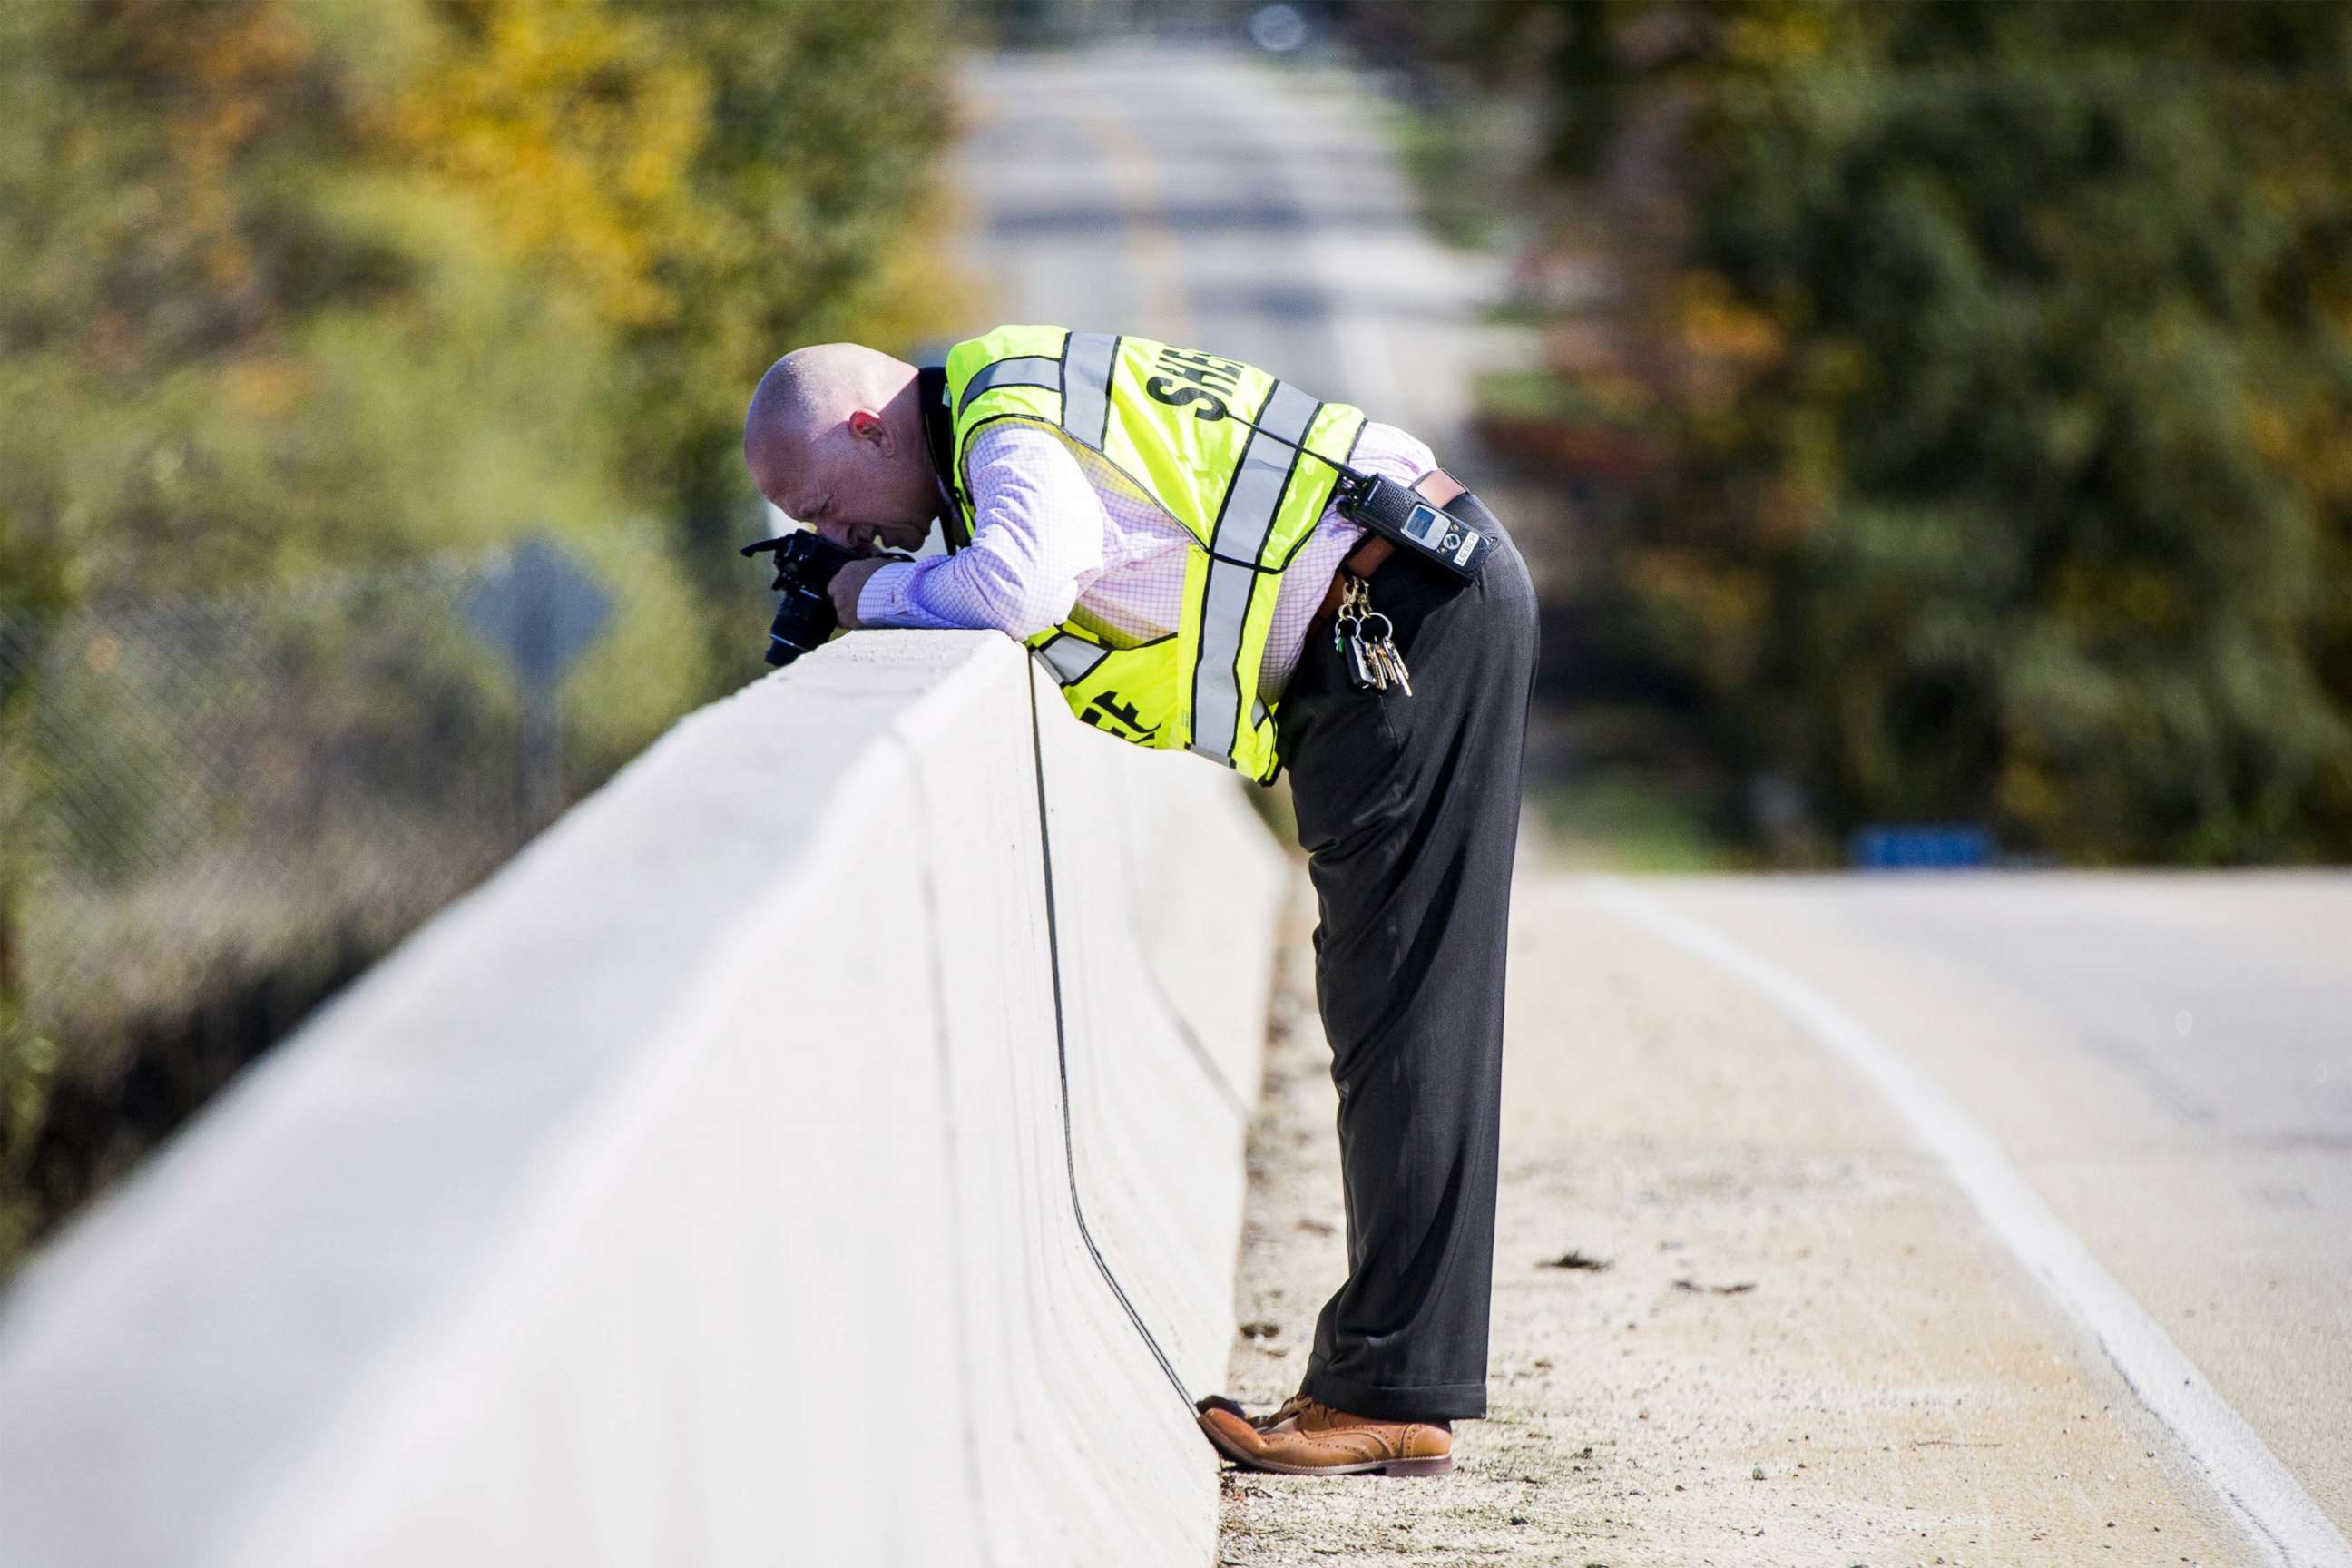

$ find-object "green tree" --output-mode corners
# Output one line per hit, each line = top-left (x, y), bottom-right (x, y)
(391, 0), (968, 645)
(1415, 0), (2352, 862)
(0, 0), (967, 1273)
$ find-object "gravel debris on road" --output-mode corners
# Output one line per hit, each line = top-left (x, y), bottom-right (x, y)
(1212, 876), (2254, 1566)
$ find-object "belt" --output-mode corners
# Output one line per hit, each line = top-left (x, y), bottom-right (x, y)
(1309, 466), (1469, 632)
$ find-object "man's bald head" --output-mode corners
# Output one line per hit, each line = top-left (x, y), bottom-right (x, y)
(741, 342), (936, 554)
(744, 343), (909, 463)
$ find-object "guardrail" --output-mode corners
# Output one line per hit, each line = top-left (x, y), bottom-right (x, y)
(0, 633), (1286, 1567)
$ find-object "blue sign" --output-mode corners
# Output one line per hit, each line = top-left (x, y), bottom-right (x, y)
(1849, 825), (1995, 870)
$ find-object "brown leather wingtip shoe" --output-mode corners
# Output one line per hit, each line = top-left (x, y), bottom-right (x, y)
(1196, 1396), (1453, 1477)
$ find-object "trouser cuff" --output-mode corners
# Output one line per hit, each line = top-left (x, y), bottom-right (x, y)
(1302, 1364), (1487, 1423)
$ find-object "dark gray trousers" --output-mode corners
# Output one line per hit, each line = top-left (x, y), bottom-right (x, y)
(1273, 497), (1537, 1423)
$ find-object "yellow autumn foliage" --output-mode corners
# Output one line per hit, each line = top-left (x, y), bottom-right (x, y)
(388, 0), (712, 329)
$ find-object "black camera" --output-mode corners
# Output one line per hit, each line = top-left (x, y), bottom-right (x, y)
(739, 530), (858, 668)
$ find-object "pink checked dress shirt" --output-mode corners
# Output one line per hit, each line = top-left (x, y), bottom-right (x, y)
(857, 419), (1437, 703)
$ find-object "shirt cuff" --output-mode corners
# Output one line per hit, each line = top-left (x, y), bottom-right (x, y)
(853, 558), (967, 631)
(854, 559), (919, 625)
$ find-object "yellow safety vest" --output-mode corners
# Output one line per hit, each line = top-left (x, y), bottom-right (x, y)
(942, 325), (1367, 782)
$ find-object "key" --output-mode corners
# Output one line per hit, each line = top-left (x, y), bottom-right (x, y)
(1379, 638), (1411, 697)
(1344, 625), (1382, 691)
(1361, 613), (1411, 698)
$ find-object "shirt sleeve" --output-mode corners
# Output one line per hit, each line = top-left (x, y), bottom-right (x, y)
(855, 423), (1108, 638)
(1348, 420), (1439, 491)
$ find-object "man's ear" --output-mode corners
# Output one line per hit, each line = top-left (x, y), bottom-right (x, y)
(848, 408), (893, 451)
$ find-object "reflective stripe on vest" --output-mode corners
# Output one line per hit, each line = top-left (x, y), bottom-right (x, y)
(944, 326), (1367, 781)
(1061, 332), (1119, 449)
(1191, 378), (1320, 768)
(1033, 630), (1109, 685)
(957, 355), (1059, 415)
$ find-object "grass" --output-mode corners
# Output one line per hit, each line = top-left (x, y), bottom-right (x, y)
(1383, 95), (1516, 254)
(1474, 366), (1645, 427)
(1534, 771), (1741, 873)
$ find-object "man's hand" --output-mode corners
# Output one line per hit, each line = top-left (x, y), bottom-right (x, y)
(828, 556), (894, 631)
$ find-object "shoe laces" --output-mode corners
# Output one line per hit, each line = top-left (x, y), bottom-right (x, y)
(1251, 1392), (1316, 1431)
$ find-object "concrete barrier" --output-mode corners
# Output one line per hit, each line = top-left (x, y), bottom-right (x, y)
(0, 633), (1287, 1567)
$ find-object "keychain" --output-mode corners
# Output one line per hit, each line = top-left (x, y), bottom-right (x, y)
(1335, 578), (1376, 691)
(1360, 610), (1411, 697)
(1332, 577), (1411, 698)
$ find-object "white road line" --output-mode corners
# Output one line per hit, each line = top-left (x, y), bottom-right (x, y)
(1583, 875), (2352, 1568)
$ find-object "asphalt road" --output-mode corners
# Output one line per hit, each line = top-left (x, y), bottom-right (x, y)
(953, 39), (1515, 462)
(1623, 873), (2352, 1538)
(956, 37), (2349, 1565)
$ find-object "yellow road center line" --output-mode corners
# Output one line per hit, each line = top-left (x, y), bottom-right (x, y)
(1069, 96), (1197, 345)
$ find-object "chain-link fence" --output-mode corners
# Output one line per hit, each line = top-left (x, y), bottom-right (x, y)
(0, 536), (716, 1268)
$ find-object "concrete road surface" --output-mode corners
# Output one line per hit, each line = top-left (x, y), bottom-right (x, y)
(1615, 875), (2352, 1536)
(954, 35), (2349, 1567)
(1227, 877), (2347, 1565)
(953, 38), (1523, 470)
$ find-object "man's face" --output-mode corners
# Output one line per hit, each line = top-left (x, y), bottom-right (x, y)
(752, 416), (936, 557)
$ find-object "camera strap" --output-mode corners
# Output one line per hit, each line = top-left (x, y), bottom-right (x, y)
(916, 364), (968, 549)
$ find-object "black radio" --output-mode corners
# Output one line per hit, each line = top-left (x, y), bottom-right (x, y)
(1331, 472), (1494, 582)
(1215, 408), (1494, 583)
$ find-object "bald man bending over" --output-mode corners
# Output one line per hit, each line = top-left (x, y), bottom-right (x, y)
(743, 330), (1537, 1480)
